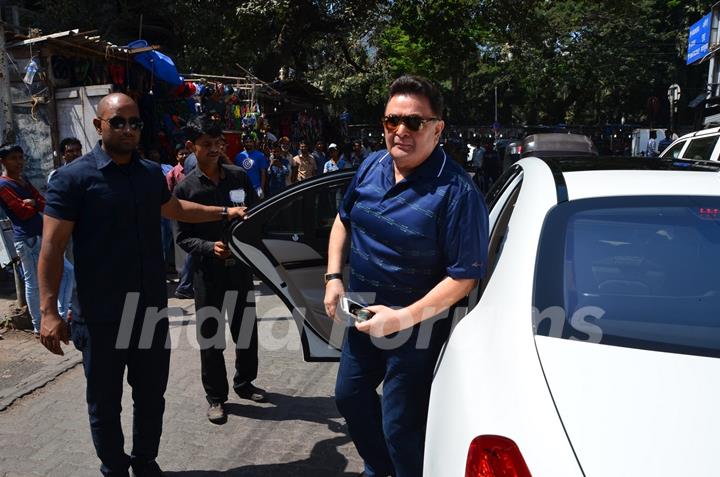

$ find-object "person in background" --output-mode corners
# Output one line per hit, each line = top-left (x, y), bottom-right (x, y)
(278, 137), (294, 186)
(267, 143), (290, 197)
(0, 145), (74, 334)
(312, 140), (328, 173)
(657, 129), (674, 154)
(218, 135), (233, 165)
(323, 143), (347, 173)
(646, 130), (658, 157)
(234, 136), (268, 199)
(49, 138), (83, 264)
(49, 138), (82, 183)
(149, 149), (176, 272)
(167, 145), (195, 299)
(291, 139), (317, 183)
(341, 139), (368, 167)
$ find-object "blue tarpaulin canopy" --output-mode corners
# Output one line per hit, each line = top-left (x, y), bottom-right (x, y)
(128, 40), (182, 86)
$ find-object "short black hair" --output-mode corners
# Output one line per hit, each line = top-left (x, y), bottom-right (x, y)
(0, 145), (23, 159)
(59, 137), (81, 153)
(388, 75), (444, 119)
(183, 114), (223, 143)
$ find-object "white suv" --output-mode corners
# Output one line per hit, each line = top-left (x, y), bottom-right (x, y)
(660, 127), (720, 161)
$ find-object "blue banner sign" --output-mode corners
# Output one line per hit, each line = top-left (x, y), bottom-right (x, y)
(687, 13), (712, 65)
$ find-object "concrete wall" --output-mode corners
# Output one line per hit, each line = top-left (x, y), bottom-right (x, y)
(8, 58), (54, 192)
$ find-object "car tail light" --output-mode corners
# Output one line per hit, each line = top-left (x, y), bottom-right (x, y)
(465, 435), (531, 477)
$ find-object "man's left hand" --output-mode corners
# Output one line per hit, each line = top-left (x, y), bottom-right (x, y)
(227, 207), (247, 220)
(354, 305), (415, 337)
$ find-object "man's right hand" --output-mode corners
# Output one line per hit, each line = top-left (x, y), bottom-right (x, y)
(324, 279), (345, 322)
(213, 241), (231, 259)
(40, 311), (69, 356)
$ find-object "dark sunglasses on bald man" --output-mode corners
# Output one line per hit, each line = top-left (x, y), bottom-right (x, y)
(98, 116), (144, 131)
(382, 114), (440, 132)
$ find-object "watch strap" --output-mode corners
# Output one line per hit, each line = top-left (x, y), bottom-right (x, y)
(324, 273), (343, 284)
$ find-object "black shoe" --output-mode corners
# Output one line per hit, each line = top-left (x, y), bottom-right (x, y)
(173, 290), (193, 299)
(131, 460), (165, 477)
(207, 402), (227, 424)
(235, 383), (266, 402)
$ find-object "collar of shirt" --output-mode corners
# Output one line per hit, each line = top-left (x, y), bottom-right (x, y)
(92, 141), (141, 170)
(380, 145), (448, 188)
(189, 160), (229, 183)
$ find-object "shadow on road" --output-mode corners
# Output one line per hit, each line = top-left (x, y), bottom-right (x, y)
(165, 423), (357, 477)
(224, 393), (342, 428)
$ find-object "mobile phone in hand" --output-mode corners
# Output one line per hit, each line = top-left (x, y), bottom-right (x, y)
(340, 296), (375, 323)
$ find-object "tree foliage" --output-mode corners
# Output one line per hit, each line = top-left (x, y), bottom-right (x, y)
(19, 0), (715, 126)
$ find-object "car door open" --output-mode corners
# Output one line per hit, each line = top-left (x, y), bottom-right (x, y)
(228, 172), (356, 361)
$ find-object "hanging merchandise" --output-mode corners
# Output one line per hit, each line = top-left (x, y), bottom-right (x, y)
(23, 58), (38, 85)
(109, 63), (126, 88)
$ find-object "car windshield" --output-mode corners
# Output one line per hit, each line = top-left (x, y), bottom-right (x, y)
(534, 196), (720, 357)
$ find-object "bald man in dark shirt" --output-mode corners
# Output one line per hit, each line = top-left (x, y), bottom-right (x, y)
(38, 93), (248, 477)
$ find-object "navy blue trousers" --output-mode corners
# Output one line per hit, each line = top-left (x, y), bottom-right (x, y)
(335, 317), (451, 477)
(72, 318), (170, 477)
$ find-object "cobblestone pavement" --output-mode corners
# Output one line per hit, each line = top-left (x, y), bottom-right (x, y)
(0, 284), (363, 476)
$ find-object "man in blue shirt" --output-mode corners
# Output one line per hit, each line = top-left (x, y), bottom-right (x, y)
(324, 76), (489, 477)
(37, 93), (248, 477)
(234, 136), (268, 198)
(312, 140), (328, 172)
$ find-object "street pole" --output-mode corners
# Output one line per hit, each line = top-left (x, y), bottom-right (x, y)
(494, 85), (498, 122)
(670, 98), (674, 132)
(0, 19), (16, 146)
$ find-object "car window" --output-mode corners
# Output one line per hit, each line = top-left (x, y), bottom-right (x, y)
(312, 184), (347, 240)
(662, 140), (686, 159)
(681, 136), (719, 161)
(482, 182), (522, 291)
(262, 195), (305, 238)
(534, 196), (720, 357)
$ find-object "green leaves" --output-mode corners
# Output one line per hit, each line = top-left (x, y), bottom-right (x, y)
(24, 0), (708, 125)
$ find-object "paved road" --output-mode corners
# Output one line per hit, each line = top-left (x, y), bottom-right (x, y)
(0, 284), (363, 476)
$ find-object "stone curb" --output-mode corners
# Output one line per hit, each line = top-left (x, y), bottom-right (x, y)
(0, 350), (82, 411)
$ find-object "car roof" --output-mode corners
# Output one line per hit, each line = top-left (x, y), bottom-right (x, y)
(518, 156), (720, 203)
(548, 156), (720, 173)
(677, 127), (720, 140)
(521, 133), (598, 158)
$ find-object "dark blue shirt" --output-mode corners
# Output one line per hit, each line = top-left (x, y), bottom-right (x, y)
(234, 150), (268, 189)
(339, 146), (488, 307)
(44, 142), (171, 323)
(184, 153), (197, 172)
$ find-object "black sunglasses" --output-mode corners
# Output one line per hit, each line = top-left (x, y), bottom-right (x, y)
(98, 116), (144, 131)
(382, 114), (440, 132)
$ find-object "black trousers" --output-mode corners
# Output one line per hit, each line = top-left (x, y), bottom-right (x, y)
(72, 317), (170, 477)
(193, 257), (257, 404)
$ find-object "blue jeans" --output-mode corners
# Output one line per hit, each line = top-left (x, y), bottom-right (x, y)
(175, 253), (195, 296)
(335, 318), (451, 477)
(15, 236), (75, 332)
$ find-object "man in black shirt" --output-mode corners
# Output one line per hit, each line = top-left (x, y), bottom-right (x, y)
(173, 115), (264, 424)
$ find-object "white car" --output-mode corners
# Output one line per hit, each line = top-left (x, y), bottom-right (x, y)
(425, 157), (720, 477)
(659, 126), (720, 161)
(228, 156), (720, 476)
